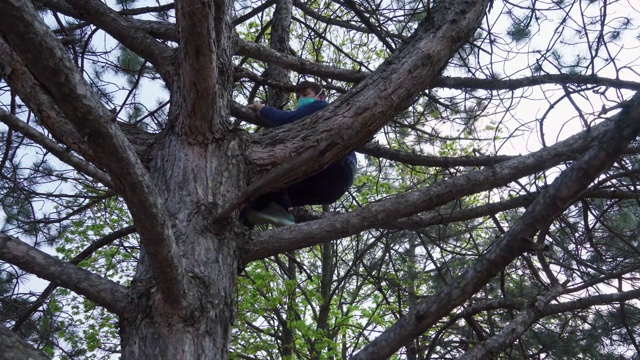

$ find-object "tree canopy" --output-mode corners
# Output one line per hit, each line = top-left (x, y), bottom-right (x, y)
(1, 0), (640, 359)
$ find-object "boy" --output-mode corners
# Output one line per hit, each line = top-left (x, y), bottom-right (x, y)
(243, 81), (357, 227)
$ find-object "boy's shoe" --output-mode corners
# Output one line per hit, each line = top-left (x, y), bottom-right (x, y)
(245, 202), (295, 228)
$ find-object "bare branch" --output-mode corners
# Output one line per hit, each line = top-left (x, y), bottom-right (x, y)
(434, 74), (640, 92)
(292, 0), (406, 40)
(235, 37), (368, 83)
(233, 0), (277, 25)
(0, 110), (114, 188)
(340, 0), (395, 52)
(459, 283), (566, 360)
(358, 142), (515, 167)
(349, 91), (640, 360)
(44, 0), (176, 83)
(0, 232), (130, 316)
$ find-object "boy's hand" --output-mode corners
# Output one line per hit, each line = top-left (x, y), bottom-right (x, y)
(248, 103), (264, 112)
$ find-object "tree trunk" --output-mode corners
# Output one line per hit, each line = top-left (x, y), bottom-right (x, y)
(120, 135), (245, 359)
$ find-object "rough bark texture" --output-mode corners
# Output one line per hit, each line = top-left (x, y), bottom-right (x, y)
(0, 326), (49, 360)
(0, 233), (130, 315)
(266, 0), (293, 108)
(244, 114), (614, 262)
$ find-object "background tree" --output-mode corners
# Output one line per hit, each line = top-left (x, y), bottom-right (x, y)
(1, 0), (640, 359)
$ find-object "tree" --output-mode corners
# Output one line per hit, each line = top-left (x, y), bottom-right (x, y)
(1, 0), (640, 359)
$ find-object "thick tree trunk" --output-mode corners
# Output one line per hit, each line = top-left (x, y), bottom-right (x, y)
(120, 134), (245, 359)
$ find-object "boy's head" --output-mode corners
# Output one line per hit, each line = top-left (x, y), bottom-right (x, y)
(295, 81), (324, 100)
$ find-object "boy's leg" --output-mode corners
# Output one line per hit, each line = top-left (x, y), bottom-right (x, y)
(240, 190), (293, 228)
(285, 158), (356, 207)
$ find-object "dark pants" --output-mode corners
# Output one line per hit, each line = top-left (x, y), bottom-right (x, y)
(252, 158), (356, 210)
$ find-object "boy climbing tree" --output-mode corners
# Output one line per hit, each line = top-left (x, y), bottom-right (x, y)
(243, 81), (357, 227)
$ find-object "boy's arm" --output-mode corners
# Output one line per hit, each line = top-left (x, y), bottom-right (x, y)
(259, 101), (328, 127)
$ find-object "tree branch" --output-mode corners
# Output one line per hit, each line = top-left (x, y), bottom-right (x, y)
(0, 36), (95, 165)
(458, 283), (566, 360)
(0, 0), (186, 309)
(42, 0), (176, 84)
(0, 325), (49, 360)
(340, 0), (395, 52)
(358, 142), (515, 167)
(233, 0), (277, 25)
(11, 225), (136, 332)
(241, 0), (491, 210)
(174, 0), (233, 139)
(348, 91), (640, 360)
(292, 0), (406, 40)
(235, 33), (640, 92)
(235, 36), (368, 83)
(0, 232), (130, 316)
(265, 0), (293, 109)
(0, 35), (156, 167)
(434, 74), (640, 92)
(0, 110), (114, 188)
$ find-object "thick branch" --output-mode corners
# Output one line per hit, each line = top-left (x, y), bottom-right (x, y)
(295, 188), (639, 231)
(265, 0), (293, 108)
(0, 233), (130, 315)
(12, 226), (136, 332)
(545, 288), (640, 315)
(0, 36), (95, 165)
(243, 0), (491, 205)
(0, 36), (156, 167)
(0, 325), (49, 360)
(0, 0), (186, 309)
(174, 0), (233, 139)
(358, 142), (515, 167)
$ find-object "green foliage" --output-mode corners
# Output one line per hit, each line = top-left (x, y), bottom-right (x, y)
(507, 23), (531, 43)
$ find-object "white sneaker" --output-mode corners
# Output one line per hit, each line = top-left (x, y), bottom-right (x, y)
(245, 202), (295, 227)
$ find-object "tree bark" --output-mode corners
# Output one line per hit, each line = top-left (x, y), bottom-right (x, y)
(266, 0), (293, 108)
(0, 326), (49, 360)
